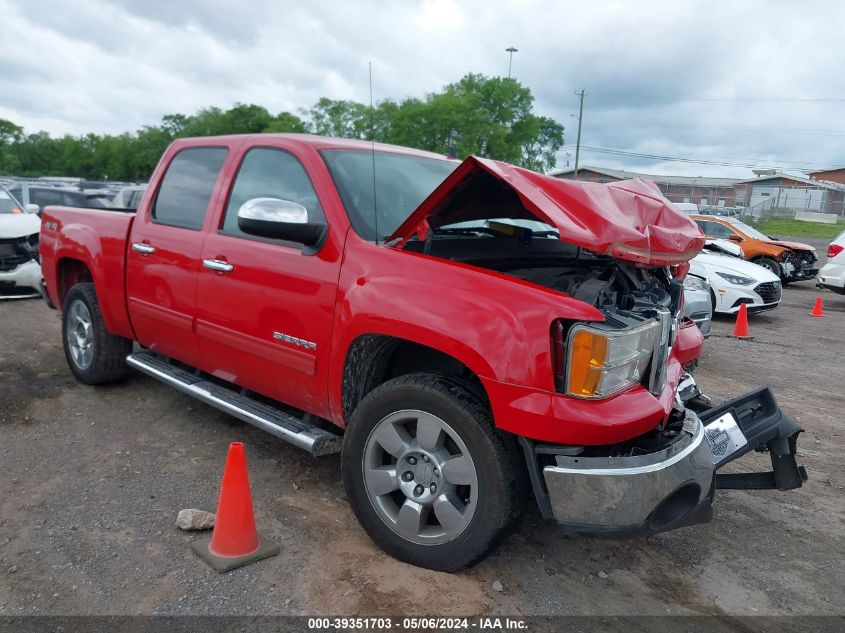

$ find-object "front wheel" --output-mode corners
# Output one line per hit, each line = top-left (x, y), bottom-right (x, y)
(755, 256), (782, 278)
(342, 373), (525, 571)
(62, 282), (132, 385)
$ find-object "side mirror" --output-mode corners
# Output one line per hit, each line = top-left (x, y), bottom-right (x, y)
(728, 233), (743, 242)
(25, 203), (40, 215)
(237, 198), (325, 246)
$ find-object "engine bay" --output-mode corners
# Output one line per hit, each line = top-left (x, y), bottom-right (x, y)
(404, 234), (682, 321)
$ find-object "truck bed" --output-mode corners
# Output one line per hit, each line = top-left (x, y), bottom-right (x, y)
(39, 206), (137, 339)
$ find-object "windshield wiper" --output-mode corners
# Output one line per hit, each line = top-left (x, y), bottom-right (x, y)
(432, 226), (494, 237)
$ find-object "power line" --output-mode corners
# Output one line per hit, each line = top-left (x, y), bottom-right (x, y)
(568, 91), (845, 103)
(562, 145), (841, 170)
(595, 118), (845, 138)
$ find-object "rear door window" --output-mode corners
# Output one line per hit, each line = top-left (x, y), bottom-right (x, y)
(153, 147), (228, 230)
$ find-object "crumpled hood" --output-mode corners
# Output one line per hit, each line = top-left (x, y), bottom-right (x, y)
(0, 214), (40, 239)
(764, 239), (814, 252)
(691, 252), (780, 283)
(389, 156), (705, 266)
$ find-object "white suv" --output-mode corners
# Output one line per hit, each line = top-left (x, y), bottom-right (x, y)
(818, 229), (845, 294)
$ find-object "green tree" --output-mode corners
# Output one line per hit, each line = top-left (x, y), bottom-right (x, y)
(264, 111), (308, 133)
(382, 74), (564, 171)
(307, 98), (372, 139)
(0, 75), (565, 179)
(0, 119), (23, 145)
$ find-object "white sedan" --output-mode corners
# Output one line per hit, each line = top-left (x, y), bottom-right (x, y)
(689, 242), (782, 314)
(0, 186), (42, 299)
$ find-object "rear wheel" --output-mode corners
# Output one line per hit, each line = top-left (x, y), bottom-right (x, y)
(62, 283), (132, 385)
(342, 372), (524, 571)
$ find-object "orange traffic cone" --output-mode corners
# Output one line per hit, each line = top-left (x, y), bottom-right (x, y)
(192, 442), (279, 572)
(732, 303), (751, 338)
(810, 296), (826, 317)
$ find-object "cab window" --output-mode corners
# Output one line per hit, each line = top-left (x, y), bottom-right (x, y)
(153, 147), (228, 230)
(220, 148), (324, 239)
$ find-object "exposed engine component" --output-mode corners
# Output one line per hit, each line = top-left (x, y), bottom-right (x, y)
(498, 258), (677, 320)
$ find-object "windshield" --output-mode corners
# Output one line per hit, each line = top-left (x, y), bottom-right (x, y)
(321, 149), (457, 240)
(730, 220), (769, 240)
(0, 187), (23, 214)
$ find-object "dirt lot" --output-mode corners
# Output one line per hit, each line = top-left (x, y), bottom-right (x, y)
(0, 275), (842, 618)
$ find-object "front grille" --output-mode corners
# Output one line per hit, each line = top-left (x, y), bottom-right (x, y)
(0, 237), (35, 272)
(647, 309), (673, 396)
(793, 250), (817, 267)
(755, 281), (782, 304)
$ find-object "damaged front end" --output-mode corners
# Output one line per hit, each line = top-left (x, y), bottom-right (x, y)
(390, 155), (806, 536)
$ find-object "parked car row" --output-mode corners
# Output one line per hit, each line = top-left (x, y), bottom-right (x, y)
(0, 180), (148, 216)
(690, 214), (819, 282)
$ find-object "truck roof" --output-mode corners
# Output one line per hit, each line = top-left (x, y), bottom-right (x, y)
(169, 133), (451, 161)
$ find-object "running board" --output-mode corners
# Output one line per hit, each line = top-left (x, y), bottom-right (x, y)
(126, 352), (341, 456)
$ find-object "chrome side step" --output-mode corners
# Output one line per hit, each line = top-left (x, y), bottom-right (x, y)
(126, 352), (341, 456)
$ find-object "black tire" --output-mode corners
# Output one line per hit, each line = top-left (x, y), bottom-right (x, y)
(755, 257), (781, 278)
(342, 372), (525, 571)
(62, 282), (132, 385)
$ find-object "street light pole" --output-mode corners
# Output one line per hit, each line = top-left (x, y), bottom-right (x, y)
(573, 89), (586, 180)
(505, 47), (518, 78)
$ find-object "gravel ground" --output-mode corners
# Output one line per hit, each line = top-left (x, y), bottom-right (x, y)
(0, 271), (842, 618)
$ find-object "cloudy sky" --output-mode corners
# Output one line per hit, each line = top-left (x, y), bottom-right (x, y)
(2, 0), (844, 176)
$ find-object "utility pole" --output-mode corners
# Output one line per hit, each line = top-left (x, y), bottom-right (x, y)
(573, 89), (586, 180)
(505, 47), (518, 78)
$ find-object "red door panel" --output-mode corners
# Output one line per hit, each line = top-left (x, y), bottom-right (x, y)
(196, 233), (339, 418)
(194, 146), (342, 418)
(125, 144), (230, 367)
(126, 223), (206, 366)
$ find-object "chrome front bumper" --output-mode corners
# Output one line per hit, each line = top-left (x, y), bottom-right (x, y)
(543, 410), (715, 532)
(526, 386), (805, 536)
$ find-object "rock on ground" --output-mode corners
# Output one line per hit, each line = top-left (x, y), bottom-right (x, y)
(175, 509), (215, 531)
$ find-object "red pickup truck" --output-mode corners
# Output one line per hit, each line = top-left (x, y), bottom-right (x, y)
(39, 134), (806, 571)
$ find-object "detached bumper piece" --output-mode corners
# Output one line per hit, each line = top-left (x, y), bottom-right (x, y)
(702, 387), (807, 491)
(521, 386), (806, 537)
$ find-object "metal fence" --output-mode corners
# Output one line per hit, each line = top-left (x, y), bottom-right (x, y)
(659, 189), (845, 225)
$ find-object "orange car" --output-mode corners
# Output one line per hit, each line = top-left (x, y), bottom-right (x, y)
(691, 215), (819, 282)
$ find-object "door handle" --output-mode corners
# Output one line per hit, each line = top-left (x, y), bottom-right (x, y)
(203, 259), (234, 273)
(132, 242), (156, 255)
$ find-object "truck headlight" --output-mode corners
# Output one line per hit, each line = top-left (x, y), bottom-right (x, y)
(556, 320), (660, 399)
(716, 271), (754, 286)
(683, 275), (708, 292)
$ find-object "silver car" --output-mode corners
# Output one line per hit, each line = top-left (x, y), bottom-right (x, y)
(683, 274), (712, 337)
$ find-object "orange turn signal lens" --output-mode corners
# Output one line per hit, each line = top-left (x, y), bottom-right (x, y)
(567, 329), (608, 397)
